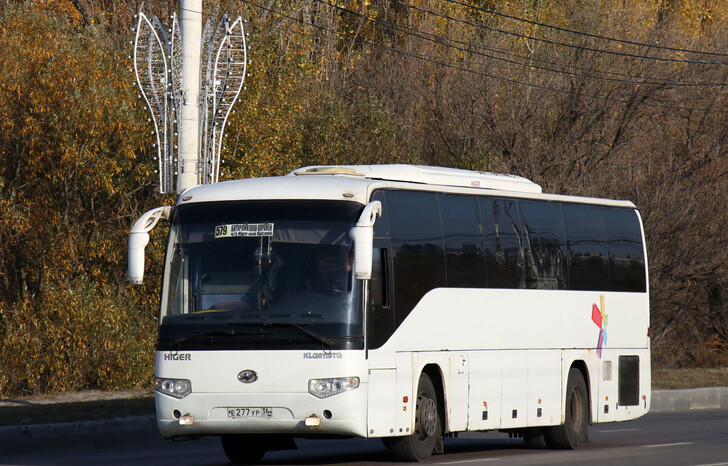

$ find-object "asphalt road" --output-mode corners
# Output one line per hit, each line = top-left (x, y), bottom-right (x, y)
(2, 410), (727, 465)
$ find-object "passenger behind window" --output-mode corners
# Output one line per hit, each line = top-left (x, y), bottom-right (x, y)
(257, 249), (287, 308)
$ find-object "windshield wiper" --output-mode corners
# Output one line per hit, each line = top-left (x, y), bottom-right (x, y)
(170, 329), (270, 347)
(269, 322), (336, 347)
(225, 321), (336, 347)
(227, 321), (335, 347)
(195, 329), (268, 337)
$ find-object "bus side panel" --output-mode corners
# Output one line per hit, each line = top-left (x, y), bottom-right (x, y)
(528, 350), (562, 426)
(376, 289), (650, 360)
(446, 352), (469, 432)
(596, 354), (616, 423)
(367, 369), (396, 437)
(467, 351), (502, 430)
(395, 352), (414, 436)
(500, 351), (528, 429)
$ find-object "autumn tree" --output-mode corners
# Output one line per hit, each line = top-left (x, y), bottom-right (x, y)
(0, 2), (164, 395)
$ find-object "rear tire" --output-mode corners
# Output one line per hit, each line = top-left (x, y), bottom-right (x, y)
(383, 372), (443, 462)
(221, 435), (266, 464)
(546, 367), (589, 449)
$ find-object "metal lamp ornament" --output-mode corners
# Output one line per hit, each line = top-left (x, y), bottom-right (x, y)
(133, 0), (248, 194)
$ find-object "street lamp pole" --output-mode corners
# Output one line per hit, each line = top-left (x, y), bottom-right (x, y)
(177, 0), (203, 193)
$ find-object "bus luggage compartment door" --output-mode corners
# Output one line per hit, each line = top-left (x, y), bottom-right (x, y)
(367, 369), (396, 437)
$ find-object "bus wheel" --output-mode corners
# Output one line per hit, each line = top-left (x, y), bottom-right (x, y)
(221, 434), (266, 464)
(546, 367), (589, 449)
(383, 372), (442, 462)
(523, 428), (549, 449)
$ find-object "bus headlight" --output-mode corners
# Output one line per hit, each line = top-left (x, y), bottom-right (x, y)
(308, 377), (359, 398)
(155, 377), (192, 399)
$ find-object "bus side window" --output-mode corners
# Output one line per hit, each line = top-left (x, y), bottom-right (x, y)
(370, 248), (388, 308)
(386, 190), (446, 326)
(368, 247), (394, 349)
(562, 203), (609, 291)
(439, 194), (486, 288)
(603, 208), (647, 292)
(518, 200), (567, 290)
(371, 190), (390, 237)
(482, 198), (525, 289)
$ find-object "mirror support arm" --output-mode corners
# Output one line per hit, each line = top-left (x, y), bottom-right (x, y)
(128, 206), (172, 284)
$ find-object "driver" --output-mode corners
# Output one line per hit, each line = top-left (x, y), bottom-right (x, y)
(313, 248), (351, 292)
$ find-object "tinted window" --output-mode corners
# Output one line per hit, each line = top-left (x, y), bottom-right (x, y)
(367, 245), (394, 349)
(519, 201), (566, 289)
(562, 204), (609, 290)
(372, 190), (390, 238)
(603, 208), (646, 292)
(482, 198), (525, 288)
(387, 191), (446, 325)
(439, 194), (485, 288)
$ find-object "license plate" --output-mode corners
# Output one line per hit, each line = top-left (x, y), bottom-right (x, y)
(227, 407), (273, 419)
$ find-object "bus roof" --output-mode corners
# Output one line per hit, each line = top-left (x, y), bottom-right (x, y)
(177, 165), (636, 209)
(290, 165), (543, 194)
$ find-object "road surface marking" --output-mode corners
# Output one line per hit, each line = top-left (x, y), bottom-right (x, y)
(642, 442), (693, 448)
(438, 459), (499, 464)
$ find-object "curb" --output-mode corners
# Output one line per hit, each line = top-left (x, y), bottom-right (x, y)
(649, 386), (728, 413)
(0, 388), (726, 457)
(0, 415), (161, 456)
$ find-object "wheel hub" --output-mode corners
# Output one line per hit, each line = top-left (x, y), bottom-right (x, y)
(417, 396), (437, 438)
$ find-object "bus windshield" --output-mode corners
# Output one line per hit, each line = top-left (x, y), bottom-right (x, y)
(159, 200), (364, 351)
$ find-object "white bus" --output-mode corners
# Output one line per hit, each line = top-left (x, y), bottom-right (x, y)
(128, 165), (650, 463)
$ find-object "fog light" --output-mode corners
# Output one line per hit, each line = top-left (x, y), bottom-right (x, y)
(179, 414), (194, 426)
(305, 414), (321, 427)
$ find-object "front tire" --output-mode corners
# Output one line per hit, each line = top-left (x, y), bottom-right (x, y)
(383, 372), (443, 461)
(221, 435), (266, 464)
(546, 367), (589, 449)
(523, 428), (549, 449)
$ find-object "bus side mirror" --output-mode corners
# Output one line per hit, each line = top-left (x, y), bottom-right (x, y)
(128, 206), (172, 285)
(350, 201), (382, 280)
(129, 231), (150, 285)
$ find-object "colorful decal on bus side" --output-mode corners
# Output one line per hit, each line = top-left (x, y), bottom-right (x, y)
(591, 295), (607, 358)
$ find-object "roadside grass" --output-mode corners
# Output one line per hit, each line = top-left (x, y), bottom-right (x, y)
(652, 367), (728, 389)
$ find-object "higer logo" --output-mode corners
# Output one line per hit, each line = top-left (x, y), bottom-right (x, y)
(163, 353), (191, 361)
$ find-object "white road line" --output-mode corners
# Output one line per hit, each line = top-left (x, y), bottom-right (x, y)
(642, 442), (693, 448)
(598, 428), (640, 433)
(437, 459), (499, 464)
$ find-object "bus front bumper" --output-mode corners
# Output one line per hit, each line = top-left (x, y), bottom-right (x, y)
(155, 389), (368, 439)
